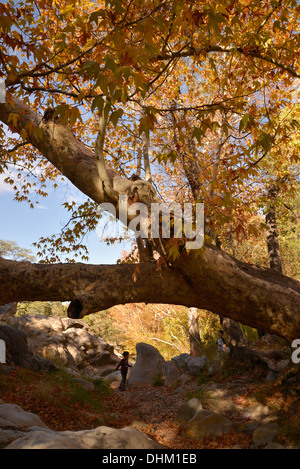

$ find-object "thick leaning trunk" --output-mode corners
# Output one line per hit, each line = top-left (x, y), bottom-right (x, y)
(173, 247), (300, 342)
(0, 95), (160, 213)
(0, 245), (300, 342)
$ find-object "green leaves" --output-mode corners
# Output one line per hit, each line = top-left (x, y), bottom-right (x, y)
(91, 95), (105, 114)
(156, 149), (177, 165)
(52, 105), (81, 127)
(257, 132), (273, 152)
(80, 60), (100, 79)
(89, 9), (106, 25)
(239, 113), (255, 132)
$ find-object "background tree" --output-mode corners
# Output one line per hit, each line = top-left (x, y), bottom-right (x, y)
(0, 239), (35, 262)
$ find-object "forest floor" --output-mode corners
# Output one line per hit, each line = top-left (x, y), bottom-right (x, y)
(106, 362), (300, 449)
(1, 355), (300, 449)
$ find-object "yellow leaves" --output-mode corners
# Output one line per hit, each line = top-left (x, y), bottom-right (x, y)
(7, 113), (19, 128)
(166, 237), (180, 261)
(20, 128), (28, 141)
(138, 109), (158, 137)
(0, 12), (14, 33)
(239, 113), (256, 133)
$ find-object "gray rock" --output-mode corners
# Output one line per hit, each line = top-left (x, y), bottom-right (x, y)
(0, 303), (17, 318)
(72, 378), (95, 392)
(104, 371), (122, 383)
(5, 426), (165, 449)
(185, 356), (208, 375)
(276, 360), (290, 371)
(0, 429), (26, 448)
(266, 370), (278, 382)
(162, 360), (180, 386)
(0, 403), (47, 430)
(176, 398), (203, 426)
(179, 373), (194, 386)
(0, 400), (165, 450)
(171, 353), (189, 371)
(128, 343), (165, 387)
(0, 325), (52, 371)
(182, 409), (233, 441)
(0, 402), (49, 447)
(4, 314), (119, 378)
(253, 422), (279, 445)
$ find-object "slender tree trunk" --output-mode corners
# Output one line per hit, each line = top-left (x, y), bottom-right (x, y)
(257, 181), (284, 339)
(266, 183), (283, 274)
(188, 307), (202, 356)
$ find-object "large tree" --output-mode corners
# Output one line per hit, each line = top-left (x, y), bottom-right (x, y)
(0, 0), (300, 342)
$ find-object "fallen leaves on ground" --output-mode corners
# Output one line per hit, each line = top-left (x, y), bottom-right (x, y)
(1, 364), (300, 448)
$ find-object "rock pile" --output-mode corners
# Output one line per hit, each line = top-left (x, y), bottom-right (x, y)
(125, 343), (209, 389)
(2, 314), (120, 378)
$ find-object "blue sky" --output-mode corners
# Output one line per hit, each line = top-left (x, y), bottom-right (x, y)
(0, 173), (129, 265)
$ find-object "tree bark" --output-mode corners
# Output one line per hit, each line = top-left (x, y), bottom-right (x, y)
(266, 182), (283, 274)
(0, 249), (299, 342)
(220, 317), (248, 349)
(0, 95), (160, 215)
(257, 180), (284, 339)
(188, 307), (202, 356)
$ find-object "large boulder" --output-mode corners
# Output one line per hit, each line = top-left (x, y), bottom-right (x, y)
(175, 398), (203, 426)
(128, 343), (165, 387)
(181, 409), (233, 440)
(5, 314), (119, 378)
(0, 401), (165, 450)
(162, 360), (181, 386)
(0, 402), (48, 449)
(0, 303), (17, 318)
(5, 425), (165, 450)
(171, 353), (189, 371)
(185, 356), (208, 375)
(0, 325), (55, 371)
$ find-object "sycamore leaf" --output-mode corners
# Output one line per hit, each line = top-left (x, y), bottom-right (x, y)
(239, 113), (255, 132)
(7, 113), (19, 128)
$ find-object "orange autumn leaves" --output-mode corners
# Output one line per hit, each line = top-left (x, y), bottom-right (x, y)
(0, 0), (299, 262)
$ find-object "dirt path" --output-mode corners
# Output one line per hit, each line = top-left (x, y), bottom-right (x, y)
(104, 377), (282, 449)
(105, 381), (259, 449)
(106, 383), (201, 448)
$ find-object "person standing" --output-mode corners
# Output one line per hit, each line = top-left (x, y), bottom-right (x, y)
(115, 351), (132, 391)
(216, 330), (227, 355)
